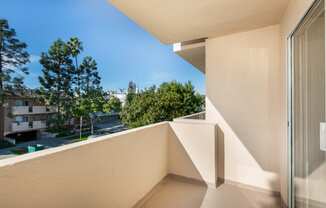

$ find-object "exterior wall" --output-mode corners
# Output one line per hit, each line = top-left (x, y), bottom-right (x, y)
(205, 25), (282, 192)
(168, 120), (218, 186)
(0, 122), (169, 208)
(4, 97), (56, 135)
(205, 0), (322, 204)
(280, 0), (317, 204)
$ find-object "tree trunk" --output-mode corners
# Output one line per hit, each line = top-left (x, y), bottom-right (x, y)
(80, 116), (83, 139)
(0, 106), (4, 140)
(0, 34), (4, 140)
(90, 117), (94, 135)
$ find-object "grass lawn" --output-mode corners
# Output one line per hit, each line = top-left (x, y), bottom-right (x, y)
(10, 147), (27, 155)
(59, 133), (90, 142)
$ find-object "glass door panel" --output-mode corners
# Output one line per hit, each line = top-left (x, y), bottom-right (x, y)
(292, 1), (326, 207)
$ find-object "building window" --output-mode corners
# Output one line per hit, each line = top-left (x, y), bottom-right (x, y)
(15, 100), (24, 106)
(15, 116), (28, 123)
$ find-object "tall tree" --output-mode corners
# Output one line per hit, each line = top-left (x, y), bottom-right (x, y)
(39, 39), (74, 129)
(79, 57), (102, 116)
(67, 37), (83, 96)
(74, 56), (102, 136)
(80, 56), (100, 93)
(0, 19), (30, 139)
(67, 37), (84, 138)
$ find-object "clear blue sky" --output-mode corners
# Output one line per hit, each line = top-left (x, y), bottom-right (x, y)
(1, 0), (205, 93)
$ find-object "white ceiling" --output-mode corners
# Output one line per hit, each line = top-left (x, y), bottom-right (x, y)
(174, 42), (205, 73)
(109, 0), (289, 44)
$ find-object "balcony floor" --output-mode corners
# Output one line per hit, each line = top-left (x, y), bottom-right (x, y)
(137, 176), (281, 208)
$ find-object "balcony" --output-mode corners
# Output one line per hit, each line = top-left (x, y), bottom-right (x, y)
(11, 106), (57, 115)
(11, 121), (47, 133)
(0, 119), (281, 208)
(174, 112), (206, 120)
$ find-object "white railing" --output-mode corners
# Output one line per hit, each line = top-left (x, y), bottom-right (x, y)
(11, 122), (29, 132)
(12, 106), (57, 115)
(11, 106), (30, 115)
(33, 121), (47, 129)
(11, 121), (47, 132)
(174, 111), (206, 121)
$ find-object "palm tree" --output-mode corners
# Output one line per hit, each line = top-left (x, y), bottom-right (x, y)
(67, 37), (83, 96)
(67, 37), (84, 139)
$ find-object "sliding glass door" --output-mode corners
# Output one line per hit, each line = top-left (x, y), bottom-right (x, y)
(290, 0), (326, 207)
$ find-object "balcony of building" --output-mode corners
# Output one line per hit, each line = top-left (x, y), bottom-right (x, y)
(11, 120), (47, 133)
(11, 106), (58, 115)
(0, 116), (281, 208)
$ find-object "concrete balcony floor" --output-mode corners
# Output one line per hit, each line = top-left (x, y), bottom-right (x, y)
(136, 176), (281, 208)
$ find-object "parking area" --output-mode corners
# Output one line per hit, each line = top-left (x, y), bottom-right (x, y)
(0, 121), (127, 160)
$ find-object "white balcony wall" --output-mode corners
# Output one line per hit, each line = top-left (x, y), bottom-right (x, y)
(11, 122), (30, 132)
(0, 120), (220, 208)
(32, 106), (48, 114)
(11, 121), (47, 132)
(0, 122), (170, 208)
(12, 106), (57, 115)
(33, 121), (47, 129)
(168, 119), (218, 186)
(11, 106), (29, 115)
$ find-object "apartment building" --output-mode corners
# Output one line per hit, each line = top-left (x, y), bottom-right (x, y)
(0, 0), (324, 208)
(2, 91), (57, 141)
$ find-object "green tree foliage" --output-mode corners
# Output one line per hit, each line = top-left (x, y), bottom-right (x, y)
(79, 88), (106, 117)
(39, 38), (104, 130)
(67, 37), (83, 96)
(104, 96), (122, 113)
(67, 37), (84, 134)
(0, 19), (30, 138)
(77, 56), (103, 118)
(0, 19), (30, 101)
(39, 39), (75, 128)
(80, 56), (101, 93)
(121, 81), (204, 128)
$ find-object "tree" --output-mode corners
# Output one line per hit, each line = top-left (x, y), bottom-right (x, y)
(104, 96), (122, 113)
(80, 56), (101, 93)
(39, 39), (75, 129)
(155, 81), (204, 121)
(80, 88), (106, 114)
(67, 37), (84, 138)
(121, 86), (157, 128)
(75, 56), (103, 136)
(121, 81), (204, 128)
(39, 37), (104, 134)
(67, 37), (83, 96)
(0, 19), (30, 139)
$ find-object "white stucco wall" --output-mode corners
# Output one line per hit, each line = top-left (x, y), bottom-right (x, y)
(0, 123), (169, 208)
(205, 25), (282, 192)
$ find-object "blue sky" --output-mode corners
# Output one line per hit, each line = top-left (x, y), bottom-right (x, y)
(1, 0), (205, 93)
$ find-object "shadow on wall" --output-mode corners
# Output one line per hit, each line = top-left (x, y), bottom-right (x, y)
(206, 98), (280, 191)
(168, 120), (224, 187)
(168, 123), (207, 183)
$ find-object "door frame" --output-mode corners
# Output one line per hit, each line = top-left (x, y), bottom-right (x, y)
(287, 0), (324, 207)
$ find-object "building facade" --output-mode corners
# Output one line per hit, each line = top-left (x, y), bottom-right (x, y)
(2, 92), (57, 141)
